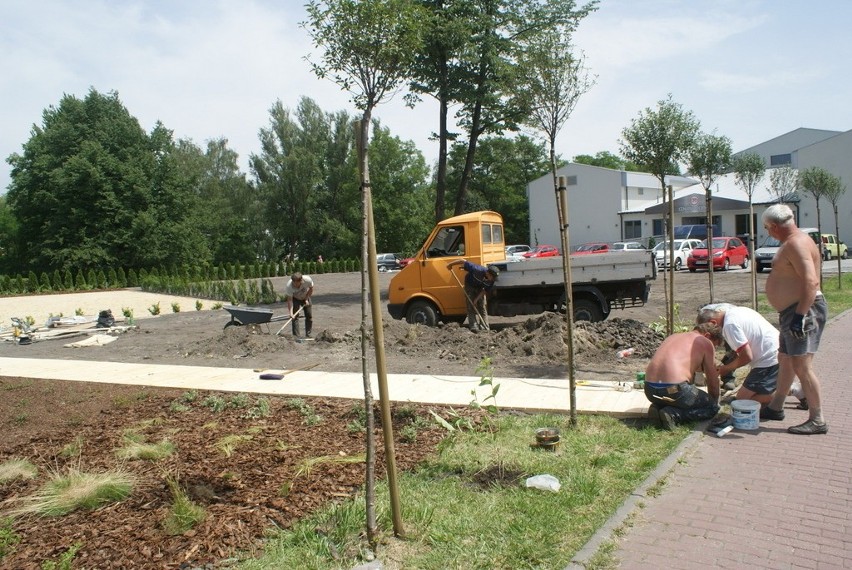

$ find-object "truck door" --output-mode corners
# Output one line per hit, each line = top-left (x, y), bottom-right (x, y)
(422, 223), (467, 315)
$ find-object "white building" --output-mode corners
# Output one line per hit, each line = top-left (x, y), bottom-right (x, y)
(526, 128), (852, 251)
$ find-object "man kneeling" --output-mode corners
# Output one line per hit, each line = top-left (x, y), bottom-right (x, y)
(644, 323), (723, 430)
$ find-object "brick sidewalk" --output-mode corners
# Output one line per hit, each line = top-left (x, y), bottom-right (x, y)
(609, 310), (851, 569)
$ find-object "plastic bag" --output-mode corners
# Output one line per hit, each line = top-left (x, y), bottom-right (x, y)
(525, 474), (561, 492)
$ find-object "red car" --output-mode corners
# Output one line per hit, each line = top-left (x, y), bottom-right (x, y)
(399, 256), (416, 268)
(687, 237), (749, 272)
(572, 242), (610, 255)
(523, 245), (559, 258)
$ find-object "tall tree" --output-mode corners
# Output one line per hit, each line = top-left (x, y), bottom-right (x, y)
(250, 98), (328, 262)
(620, 95), (700, 334)
(732, 152), (765, 309)
(411, 0), (596, 221)
(688, 133), (732, 304)
(304, 0), (425, 541)
(822, 174), (847, 288)
(445, 135), (549, 241)
(573, 151), (641, 171)
(799, 166), (836, 289)
(769, 165), (798, 204)
(0, 196), (20, 273)
(6, 89), (206, 273)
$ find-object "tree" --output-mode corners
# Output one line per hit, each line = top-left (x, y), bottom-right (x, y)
(0, 196), (20, 273)
(251, 98), (328, 263)
(573, 151), (642, 171)
(688, 133), (732, 304)
(445, 135), (549, 241)
(822, 174), (847, 288)
(799, 166), (837, 289)
(304, 0), (426, 541)
(620, 95), (700, 334)
(411, 0), (597, 222)
(769, 166), (798, 203)
(6, 89), (210, 273)
(732, 152), (765, 309)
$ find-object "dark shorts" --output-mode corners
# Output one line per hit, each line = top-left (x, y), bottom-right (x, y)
(779, 296), (827, 356)
(743, 364), (778, 395)
(643, 381), (719, 423)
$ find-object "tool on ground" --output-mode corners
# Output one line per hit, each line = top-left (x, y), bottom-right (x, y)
(257, 362), (320, 380)
(449, 269), (489, 331)
(275, 305), (305, 336)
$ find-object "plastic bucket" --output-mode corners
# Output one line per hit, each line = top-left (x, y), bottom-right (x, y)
(731, 399), (760, 430)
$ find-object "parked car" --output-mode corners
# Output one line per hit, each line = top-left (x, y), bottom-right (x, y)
(523, 245), (559, 258)
(652, 239), (703, 271)
(505, 244), (532, 260)
(377, 253), (402, 272)
(754, 227), (821, 272)
(572, 242), (609, 255)
(687, 237), (749, 272)
(611, 241), (647, 252)
(821, 233), (848, 260)
(399, 256), (416, 268)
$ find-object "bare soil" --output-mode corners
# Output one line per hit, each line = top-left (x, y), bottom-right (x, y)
(0, 269), (762, 568)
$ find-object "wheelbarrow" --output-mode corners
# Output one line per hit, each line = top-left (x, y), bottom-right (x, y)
(223, 305), (302, 336)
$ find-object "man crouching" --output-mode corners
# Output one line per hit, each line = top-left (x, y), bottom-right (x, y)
(644, 322), (723, 430)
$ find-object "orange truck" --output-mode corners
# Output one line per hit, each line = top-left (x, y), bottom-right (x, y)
(386, 211), (655, 325)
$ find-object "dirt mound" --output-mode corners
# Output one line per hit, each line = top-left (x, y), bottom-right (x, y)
(179, 313), (663, 377)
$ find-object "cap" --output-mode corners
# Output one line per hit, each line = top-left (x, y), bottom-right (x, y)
(487, 266), (500, 278)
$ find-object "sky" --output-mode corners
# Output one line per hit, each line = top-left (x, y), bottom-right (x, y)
(2, 0), (850, 194)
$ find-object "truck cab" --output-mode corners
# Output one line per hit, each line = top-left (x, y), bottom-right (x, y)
(387, 211), (506, 325)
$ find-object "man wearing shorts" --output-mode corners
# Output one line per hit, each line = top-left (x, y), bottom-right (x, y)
(643, 323), (723, 430)
(696, 303), (782, 405)
(761, 204), (829, 435)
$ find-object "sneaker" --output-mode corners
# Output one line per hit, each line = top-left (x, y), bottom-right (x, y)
(647, 406), (661, 427)
(722, 380), (737, 392)
(759, 406), (785, 421)
(795, 398), (809, 410)
(658, 409), (677, 431)
(787, 419), (828, 435)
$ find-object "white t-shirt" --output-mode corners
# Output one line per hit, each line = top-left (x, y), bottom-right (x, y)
(285, 275), (314, 301)
(722, 306), (779, 369)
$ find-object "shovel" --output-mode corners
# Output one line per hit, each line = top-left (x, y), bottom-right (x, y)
(275, 305), (305, 336)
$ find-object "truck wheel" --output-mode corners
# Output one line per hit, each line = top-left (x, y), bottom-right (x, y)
(573, 299), (603, 322)
(406, 300), (438, 326)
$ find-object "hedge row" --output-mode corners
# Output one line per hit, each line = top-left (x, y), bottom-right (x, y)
(0, 258), (362, 297)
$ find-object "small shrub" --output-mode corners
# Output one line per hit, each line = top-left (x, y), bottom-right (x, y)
(0, 517), (21, 559)
(171, 302), (181, 313)
(202, 395), (227, 412)
(14, 469), (134, 516)
(116, 437), (175, 461)
(169, 401), (190, 413)
(148, 302), (161, 316)
(215, 434), (253, 457)
(0, 458), (38, 483)
(41, 542), (82, 570)
(195, 300), (203, 311)
(74, 308), (84, 316)
(242, 397), (271, 419)
(162, 476), (206, 536)
(228, 393), (250, 409)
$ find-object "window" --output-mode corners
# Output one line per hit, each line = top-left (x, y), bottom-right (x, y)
(481, 223), (504, 246)
(427, 225), (465, 257)
(652, 219), (664, 236)
(624, 220), (642, 239)
(770, 154), (791, 166)
(735, 213), (757, 236)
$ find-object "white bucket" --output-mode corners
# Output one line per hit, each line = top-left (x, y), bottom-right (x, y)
(731, 399), (760, 430)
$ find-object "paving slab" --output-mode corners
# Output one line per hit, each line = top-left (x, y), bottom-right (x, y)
(0, 357), (650, 416)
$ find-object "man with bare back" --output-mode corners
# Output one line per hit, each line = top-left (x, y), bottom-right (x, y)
(760, 204), (829, 434)
(644, 323), (723, 430)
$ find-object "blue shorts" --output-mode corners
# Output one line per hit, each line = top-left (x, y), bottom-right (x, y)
(779, 296), (827, 356)
(743, 364), (778, 395)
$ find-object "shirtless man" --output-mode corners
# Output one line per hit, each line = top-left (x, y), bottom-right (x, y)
(644, 322), (722, 430)
(761, 204), (829, 434)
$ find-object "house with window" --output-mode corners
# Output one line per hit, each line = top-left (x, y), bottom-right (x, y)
(526, 128), (852, 251)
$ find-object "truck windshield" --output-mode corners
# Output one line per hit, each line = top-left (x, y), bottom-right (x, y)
(427, 226), (465, 257)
